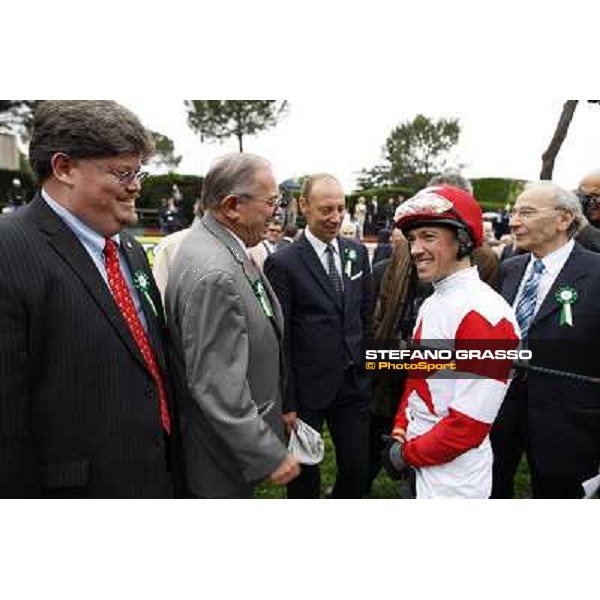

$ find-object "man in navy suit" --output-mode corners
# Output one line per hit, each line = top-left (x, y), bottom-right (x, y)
(264, 173), (373, 498)
(491, 181), (600, 498)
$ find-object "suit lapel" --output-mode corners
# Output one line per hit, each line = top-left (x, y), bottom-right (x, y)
(531, 244), (589, 329)
(29, 195), (149, 372)
(338, 236), (353, 316)
(502, 255), (529, 305)
(201, 214), (284, 337)
(119, 231), (168, 374)
(297, 234), (342, 310)
(260, 272), (284, 339)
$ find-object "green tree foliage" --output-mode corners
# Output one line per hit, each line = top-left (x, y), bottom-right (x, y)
(355, 165), (391, 190)
(184, 100), (288, 152)
(359, 114), (461, 190)
(148, 131), (182, 171)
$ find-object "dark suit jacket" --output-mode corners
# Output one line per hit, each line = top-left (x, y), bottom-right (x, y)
(264, 234), (373, 413)
(372, 257), (391, 302)
(0, 194), (178, 498)
(576, 223), (600, 253)
(498, 242), (600, 480)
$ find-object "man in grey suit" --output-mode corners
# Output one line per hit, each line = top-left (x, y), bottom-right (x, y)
(166, 153), (300, 498)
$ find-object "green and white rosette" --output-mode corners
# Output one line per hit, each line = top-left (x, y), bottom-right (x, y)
(133, 270), (158, 317)
(254, 280), (274, 318)
(344, 248), (357, 277)
(554, 285), (578, 327)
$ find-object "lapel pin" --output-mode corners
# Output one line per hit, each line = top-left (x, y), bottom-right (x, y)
(554, 285), (578, 327)
(133, 270), (158, 317)
(343, 247), (357, 277)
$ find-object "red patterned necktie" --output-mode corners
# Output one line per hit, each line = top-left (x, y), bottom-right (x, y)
(104, 238), (171, 434)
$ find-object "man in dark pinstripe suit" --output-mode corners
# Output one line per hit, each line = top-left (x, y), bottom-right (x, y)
(0, 101), (180, 498)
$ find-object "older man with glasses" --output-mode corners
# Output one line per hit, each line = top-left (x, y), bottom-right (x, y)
(248, 218), (285, 270)
(166, 153), (299, 498)
(573, 169), (600, 253)
(491, 181), (600, 498)
(0, 100), (181, 498)
(577, 169), (600, 228)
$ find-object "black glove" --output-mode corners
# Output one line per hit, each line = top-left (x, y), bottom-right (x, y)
(381, 435), (410, 480)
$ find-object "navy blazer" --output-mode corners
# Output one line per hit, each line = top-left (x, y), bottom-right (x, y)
(0, 194), (179, 498)
(498, 242), (600, 479)
(264, 234), (373, 413)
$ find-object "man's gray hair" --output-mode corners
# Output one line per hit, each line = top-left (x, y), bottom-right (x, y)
(201, 153), (272, 210)
(428, 170), (473, 195)
(524, 181), (583, 238)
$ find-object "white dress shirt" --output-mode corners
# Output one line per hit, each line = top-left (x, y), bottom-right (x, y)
(305, 227), (344, 290)
(41, 188), (149, 332)
(512, 239), (574, 316)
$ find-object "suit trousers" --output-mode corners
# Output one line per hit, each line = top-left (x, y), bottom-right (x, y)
(287, 368), (371, 499)
(491, 377), (586, 499)
(490, 378), (529, 498)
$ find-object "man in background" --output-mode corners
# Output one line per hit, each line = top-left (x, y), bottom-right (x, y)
(574, 169), (600, 252)
(265, 173), (373, 498)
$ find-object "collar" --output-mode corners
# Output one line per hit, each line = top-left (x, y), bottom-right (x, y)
(305, 227), (340, 257)
(529, 239), (574, 276)
(433, 265), (479, 292)
(41, 188), (121, 251)
(228, 228), (250, 257)
(210, 221), (250, 258)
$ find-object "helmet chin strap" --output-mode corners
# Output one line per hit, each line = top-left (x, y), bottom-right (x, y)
(456, 226), (474, 259)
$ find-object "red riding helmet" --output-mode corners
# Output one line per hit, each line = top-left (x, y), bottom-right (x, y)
(394, 185), (483, 250)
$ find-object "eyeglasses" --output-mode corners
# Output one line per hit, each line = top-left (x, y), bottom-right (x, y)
(508, 206), (563, 221)
(60, 154), (149, 186)
(106, 167), (149, 186)
(576, 190), (600, 208)
(239, 193), (286, 209)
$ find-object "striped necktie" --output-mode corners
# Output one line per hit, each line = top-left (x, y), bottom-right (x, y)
(515, 258), (545, 338)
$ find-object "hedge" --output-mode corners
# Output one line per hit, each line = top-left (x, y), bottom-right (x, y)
(471, 177), (526, 211)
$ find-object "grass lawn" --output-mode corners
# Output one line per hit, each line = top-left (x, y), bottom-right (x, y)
(257, 427), (532, 499)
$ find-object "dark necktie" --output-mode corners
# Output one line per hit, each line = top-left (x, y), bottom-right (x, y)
(104, 238), (171, 434)
(515, 258), (545, 338)
(325, 244), (342, 294)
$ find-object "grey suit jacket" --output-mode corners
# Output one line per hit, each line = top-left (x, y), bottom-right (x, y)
(166, 213), (288, 497)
